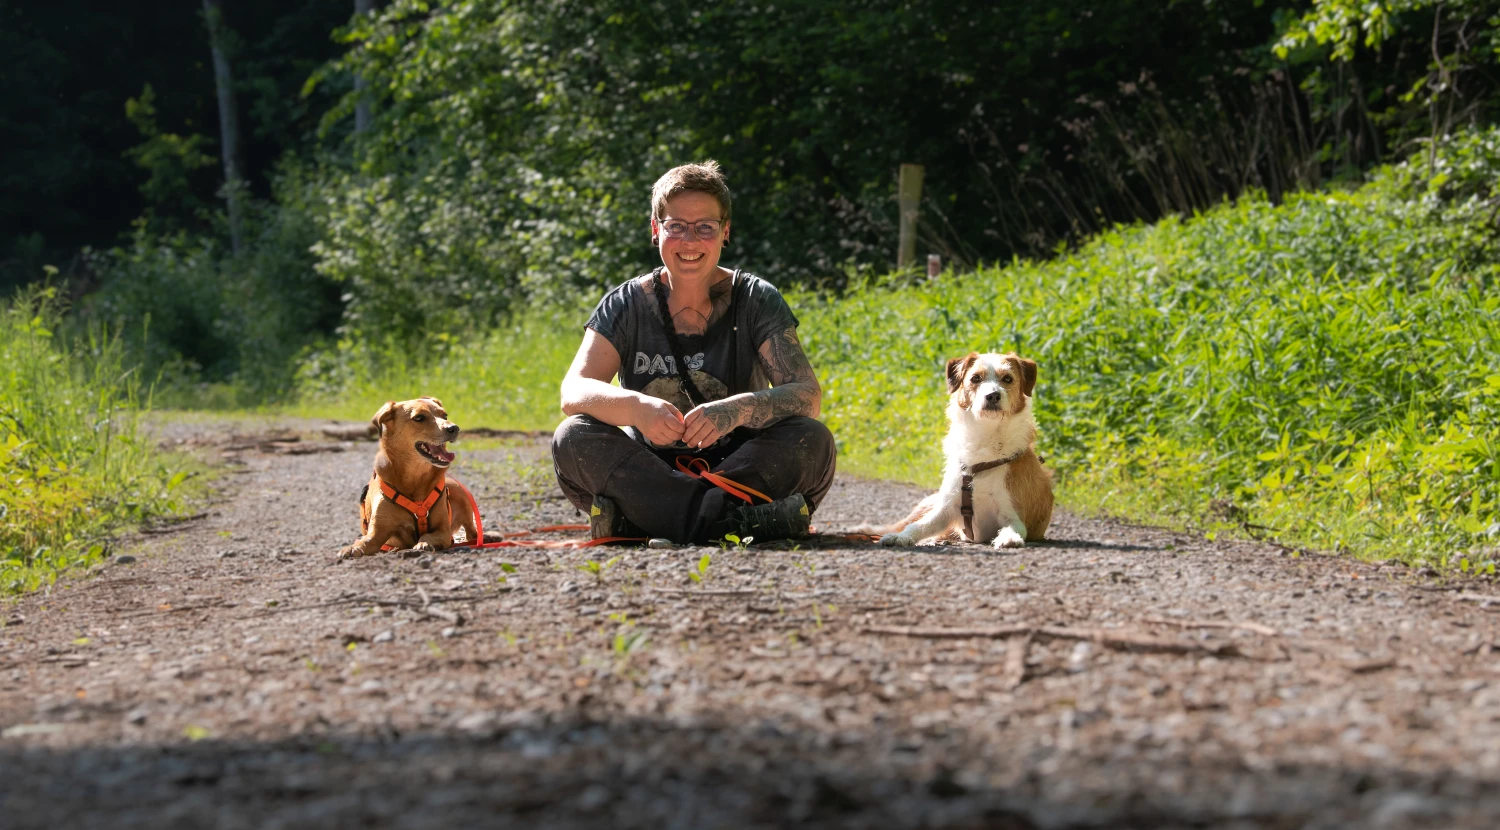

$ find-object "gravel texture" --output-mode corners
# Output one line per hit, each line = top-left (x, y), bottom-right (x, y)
(3, 417), (1500, 829)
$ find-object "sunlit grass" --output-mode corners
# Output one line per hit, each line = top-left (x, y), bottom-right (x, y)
(794, 147), (1500, 565)
(285, 302), (582, 430)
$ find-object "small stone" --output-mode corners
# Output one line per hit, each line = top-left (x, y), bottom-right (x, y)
(373, 630), (394, 643)
(577, 784), (611, 811)
(559, 581), (579, 594)
(113, 555), (137, 565)
(1068, 642), (1093, 673)
(578, 606), (598, 616)
(125, 709), (148, 726)
(648, 538), (677, 549)
(441, 627), (459, 638)
(415, 554), (434, 568)
(455, 711), (498, 735)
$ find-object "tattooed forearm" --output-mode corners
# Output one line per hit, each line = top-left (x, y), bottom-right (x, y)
(761, 327), (815, 385)
(736, 326), (821, 427)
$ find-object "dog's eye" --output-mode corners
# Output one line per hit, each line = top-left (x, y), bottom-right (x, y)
(1001, 374), (1014, 384)
(969, 374), (982, 384)
(412, 414), (426, 422)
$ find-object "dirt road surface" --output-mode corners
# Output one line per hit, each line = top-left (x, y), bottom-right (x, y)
(4, 417), (1500, 829)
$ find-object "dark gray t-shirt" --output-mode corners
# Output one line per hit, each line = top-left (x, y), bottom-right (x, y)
(587, 268), (799, 415)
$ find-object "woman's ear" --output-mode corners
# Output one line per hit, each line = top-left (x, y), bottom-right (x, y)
(649, 217), (660, 246)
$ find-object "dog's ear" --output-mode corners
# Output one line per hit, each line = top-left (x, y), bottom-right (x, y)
(1017, 358), (1038, 396)
(371, 401), (398, 434)
(945, 353), (978, 394)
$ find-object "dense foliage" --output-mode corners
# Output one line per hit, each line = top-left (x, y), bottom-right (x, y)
(13, 0), (1500, 389)
(314, 0), (1314, 344)
(0, 0), (354, 292)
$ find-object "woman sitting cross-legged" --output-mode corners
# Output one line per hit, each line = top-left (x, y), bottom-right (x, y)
(551, 160), (836, 544)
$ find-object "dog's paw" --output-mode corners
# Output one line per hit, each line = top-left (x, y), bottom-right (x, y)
(412, 540), (435, 552)
(336, 545), (367, 562)
(992, 527), (1026, 549)
(879, 533), (915, 547)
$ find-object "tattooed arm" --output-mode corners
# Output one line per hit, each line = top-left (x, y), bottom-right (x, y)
(680, 326), (822, 448)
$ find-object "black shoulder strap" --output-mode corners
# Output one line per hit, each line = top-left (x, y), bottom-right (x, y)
(652, 267), (710, 407)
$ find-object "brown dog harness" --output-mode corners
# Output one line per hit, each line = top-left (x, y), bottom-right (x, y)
(959, 449), (1026, 542)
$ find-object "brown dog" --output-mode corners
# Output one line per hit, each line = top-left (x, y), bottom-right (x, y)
(873, 352), (1053, 549)
(337, 397), (479, 560)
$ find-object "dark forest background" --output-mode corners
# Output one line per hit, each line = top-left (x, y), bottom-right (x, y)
(3, 0), (1497, 400)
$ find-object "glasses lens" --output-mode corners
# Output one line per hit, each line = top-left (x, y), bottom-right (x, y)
(659, 218), (722, 240)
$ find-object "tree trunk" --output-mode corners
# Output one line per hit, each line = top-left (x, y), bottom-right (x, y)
(202, 0), (245, 254)
(354, 0), (374, 133)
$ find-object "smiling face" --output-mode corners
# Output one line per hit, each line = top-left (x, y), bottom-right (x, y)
(652, 191), (730, 282)
(945, 352), (1038, 419)
(373, 397), (460, 469)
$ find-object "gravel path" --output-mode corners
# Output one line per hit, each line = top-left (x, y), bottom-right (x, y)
(3, 417), (1500, 829)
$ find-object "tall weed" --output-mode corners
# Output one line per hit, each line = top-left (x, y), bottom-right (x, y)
(1, 286), (184, 592)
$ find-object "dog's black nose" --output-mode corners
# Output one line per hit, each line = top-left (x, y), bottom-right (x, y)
(445, 424), (460, 438)
(985, 391), (1002, 405)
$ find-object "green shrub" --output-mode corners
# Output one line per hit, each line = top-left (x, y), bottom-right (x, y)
(1, 285), (185, 592)
(85, 173), (341, 404)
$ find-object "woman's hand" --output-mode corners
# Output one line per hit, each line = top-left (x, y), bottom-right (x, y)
(682, 399), (744, 449)
(635, 396), (687, 447)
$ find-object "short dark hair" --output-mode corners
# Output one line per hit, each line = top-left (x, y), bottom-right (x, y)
(651, 160), (731, 222)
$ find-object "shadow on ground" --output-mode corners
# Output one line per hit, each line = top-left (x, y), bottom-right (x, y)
(2, 711), (1490, 830)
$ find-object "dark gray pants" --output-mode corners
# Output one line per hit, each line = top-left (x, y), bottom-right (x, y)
(551, 415), (837, 543)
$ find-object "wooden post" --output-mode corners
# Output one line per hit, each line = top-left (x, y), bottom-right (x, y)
(897, 163), (924, 270)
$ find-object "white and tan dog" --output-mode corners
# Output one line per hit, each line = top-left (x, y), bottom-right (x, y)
(876, 352), (1053, 549)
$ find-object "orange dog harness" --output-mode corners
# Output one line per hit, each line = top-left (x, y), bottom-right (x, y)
(378, 475), (445, 536)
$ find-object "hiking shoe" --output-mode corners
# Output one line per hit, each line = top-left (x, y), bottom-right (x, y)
(589, 495), (643, 540)
(723, 493), (811, 542)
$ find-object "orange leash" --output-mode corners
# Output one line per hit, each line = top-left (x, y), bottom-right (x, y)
(674, 456), (772, 504)
(376, 456), (809, 552)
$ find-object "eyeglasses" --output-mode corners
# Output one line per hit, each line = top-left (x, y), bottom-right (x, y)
(657, 217), (724, 241)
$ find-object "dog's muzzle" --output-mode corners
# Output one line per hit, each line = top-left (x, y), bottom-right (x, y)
(415, 441), (456, 466)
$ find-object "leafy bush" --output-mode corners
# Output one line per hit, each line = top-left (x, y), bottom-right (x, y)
(0, 286), (185, 592)
(85, 170), (341, 403)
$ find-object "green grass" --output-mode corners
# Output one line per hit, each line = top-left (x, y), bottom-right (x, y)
(285, 301), (583, 428)
(1, 286), (188, 593)
(287, 131), (1500, 567)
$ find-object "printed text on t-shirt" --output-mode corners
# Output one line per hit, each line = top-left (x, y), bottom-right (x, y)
(633, 352), (705, 375)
